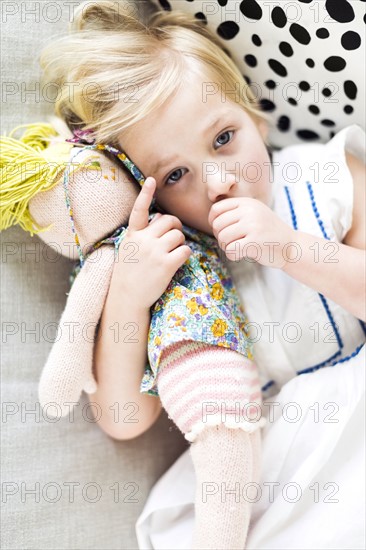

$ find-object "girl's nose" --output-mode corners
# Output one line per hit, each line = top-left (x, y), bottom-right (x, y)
(206, 171), (237, 203)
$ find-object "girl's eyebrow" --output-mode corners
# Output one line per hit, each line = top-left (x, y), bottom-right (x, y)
(204, 106), (235, 134)
(204, 112), (230, 135)
(152, 153), (180, 176)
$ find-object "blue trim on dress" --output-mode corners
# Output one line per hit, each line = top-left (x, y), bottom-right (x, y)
(284, 186), (298, 230)
(298, 342), (364, 376)
(317, 293), (343, 350)
(331, 342), (364, 365)
(306, 181), (330, 240)
(297, 349), (342, 375)
(305, 181), (344, 350)
(283, 183), (346, 375)
(261, 380), (275, 392)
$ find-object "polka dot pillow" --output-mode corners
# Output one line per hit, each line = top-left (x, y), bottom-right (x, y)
(148, 0), (365, 148)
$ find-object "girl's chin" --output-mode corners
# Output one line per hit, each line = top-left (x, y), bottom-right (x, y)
(184, 219), (213, 235)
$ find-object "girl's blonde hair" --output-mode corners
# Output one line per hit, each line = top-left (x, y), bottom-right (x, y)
(40, 0), (272, 147)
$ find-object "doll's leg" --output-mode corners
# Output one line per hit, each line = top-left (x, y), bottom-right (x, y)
(250, 426), (262, 487)
(189, 424), (260, 549)
(157, 340), (264, 549)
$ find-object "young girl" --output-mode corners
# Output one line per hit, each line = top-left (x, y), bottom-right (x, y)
(39, 1), (365, 548)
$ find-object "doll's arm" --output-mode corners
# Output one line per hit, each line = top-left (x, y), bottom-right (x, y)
(38, 245), (115, 416)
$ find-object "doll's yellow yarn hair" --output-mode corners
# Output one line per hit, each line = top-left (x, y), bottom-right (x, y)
(0, 122), (70, 234)
(0, 122), (74, 235)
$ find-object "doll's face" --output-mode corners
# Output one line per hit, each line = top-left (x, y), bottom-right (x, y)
(118, 69), (273, 236)
(29, 148), (140, 259)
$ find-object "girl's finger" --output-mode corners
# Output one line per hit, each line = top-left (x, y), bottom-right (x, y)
(166, 244), (192, 270)
(128, 177), (156, 232)
(159, 228), (186, 252)
(215, 220), (244, 250)
(208, 198), (239, 227)
(147, 213), (183, 239)
(211, 209), (241, 237)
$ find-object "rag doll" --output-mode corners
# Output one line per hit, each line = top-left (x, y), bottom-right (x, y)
(1, 117), (265, 549)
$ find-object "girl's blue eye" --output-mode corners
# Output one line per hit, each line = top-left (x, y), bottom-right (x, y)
(215, 130), (234, 148)
(165, 168), (187, 186)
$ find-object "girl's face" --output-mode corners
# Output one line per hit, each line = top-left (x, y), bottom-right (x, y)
(118, 71), (273, 236)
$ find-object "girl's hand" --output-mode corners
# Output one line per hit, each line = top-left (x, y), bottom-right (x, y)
(208, 197), (296, 269)
(113, 177), (192, 310)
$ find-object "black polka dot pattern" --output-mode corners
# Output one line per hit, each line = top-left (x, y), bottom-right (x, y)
(279, 42), (293, 57)
(194, 12), (207, 23)
(252, 34), (262, 46)
(152, 0), (364, 146)
(158, 0), (170, 9)
(299, 81), (310, 91)
(325, 0), (355, 23)
(244, 54), (257, 67)
(344, 80), (358, 99)
(271, 7), (287, 28)
(260, 98), (276, 111)
(268, 59), (287, 77)
(324, 56), (347, 71)
(309, 105), (320, 115)
(278, 116), (290, 131)
(265, 80), (277, 89)
(239, 0), (262, 20)
(297, 129), (320, 140)
(341, 31), (361, 50)
(217, 21), (239, 40)
(290, 24), (311, 45)
(316, 28), (330, 39)
(321, 119), (336, 127)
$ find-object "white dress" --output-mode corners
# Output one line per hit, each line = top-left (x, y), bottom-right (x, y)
(135, 124), (366, 549)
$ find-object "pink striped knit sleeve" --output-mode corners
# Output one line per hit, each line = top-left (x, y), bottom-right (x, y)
(156, 340), (266, 442)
